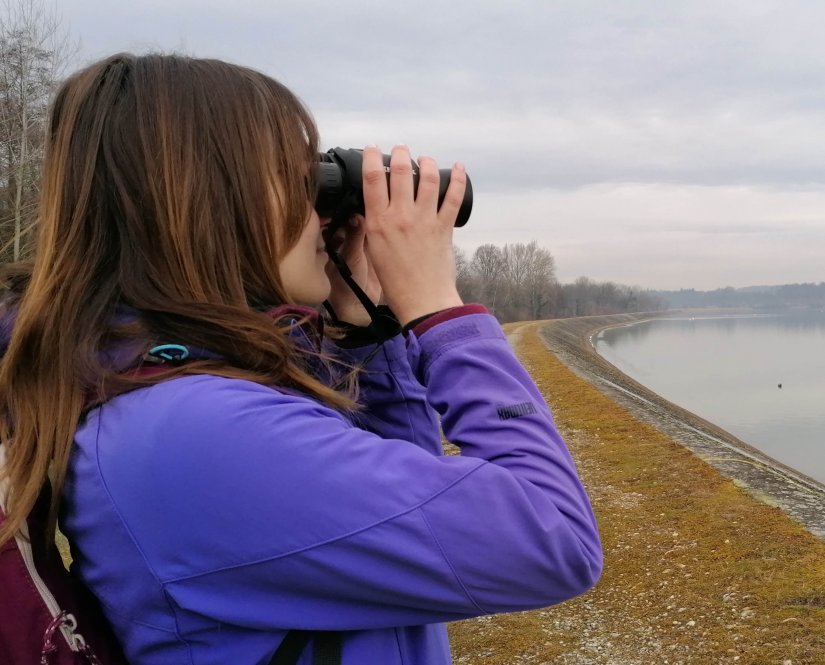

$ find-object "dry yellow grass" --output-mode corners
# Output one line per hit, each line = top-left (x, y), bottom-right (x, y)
(448, 321), (825, 665)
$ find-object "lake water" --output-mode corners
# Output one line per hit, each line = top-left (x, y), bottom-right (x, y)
(594, 312), (825, 485)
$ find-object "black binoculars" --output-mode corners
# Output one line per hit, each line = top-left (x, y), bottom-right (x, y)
(315, 148), (473, 237)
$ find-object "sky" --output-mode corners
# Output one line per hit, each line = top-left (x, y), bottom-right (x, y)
(61, 0), (825, 290)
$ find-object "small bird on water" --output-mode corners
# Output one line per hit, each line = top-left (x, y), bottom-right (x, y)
(778, 383), (782, 389)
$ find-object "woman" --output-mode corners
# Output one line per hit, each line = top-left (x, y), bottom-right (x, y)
(0, 53), (601, 664)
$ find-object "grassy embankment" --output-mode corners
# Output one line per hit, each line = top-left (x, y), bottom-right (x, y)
(447, 321), (825, 665)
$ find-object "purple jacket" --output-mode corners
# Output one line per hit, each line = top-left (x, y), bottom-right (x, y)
(60, 311), (602, 664)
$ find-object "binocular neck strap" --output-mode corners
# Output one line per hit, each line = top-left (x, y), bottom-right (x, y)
(323, 245), (383, 328)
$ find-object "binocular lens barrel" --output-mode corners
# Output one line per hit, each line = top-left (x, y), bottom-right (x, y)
(315, 147), (473, 229)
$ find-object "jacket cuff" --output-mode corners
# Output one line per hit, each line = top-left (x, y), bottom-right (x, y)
(406, 312), (506, 386)
(407, 304), (489, 337)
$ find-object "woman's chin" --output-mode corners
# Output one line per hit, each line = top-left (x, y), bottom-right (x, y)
(310, 277), (333, 306)
(286, 277), (331, 308)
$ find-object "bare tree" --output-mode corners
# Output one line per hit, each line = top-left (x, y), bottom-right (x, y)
(567, 276), (595, 316)
(453, 245), (478, 303)
(500, 241), (556, 319)
(471, 243), (505, 313)
(0, 0), (77, 261)
(521, 241), (556, 319)
(501, 242), (531, 287)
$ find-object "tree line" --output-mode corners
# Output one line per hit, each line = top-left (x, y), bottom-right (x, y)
(455, 242), (666, 323)
(657, 284), (825, 310)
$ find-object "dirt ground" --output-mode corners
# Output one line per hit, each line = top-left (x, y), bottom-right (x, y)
(447, 317), (825, 665)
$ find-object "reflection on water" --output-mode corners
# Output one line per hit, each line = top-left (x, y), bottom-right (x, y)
(595, 311), (825, 485)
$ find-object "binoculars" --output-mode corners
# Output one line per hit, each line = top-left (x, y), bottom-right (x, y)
(315, 148), (473, 238)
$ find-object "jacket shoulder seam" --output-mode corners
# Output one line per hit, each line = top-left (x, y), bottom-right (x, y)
(91, 407), (194, 660)
(418, 505), (488, 615)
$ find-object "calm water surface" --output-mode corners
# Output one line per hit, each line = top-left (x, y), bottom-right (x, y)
(594, 312), (825, 485)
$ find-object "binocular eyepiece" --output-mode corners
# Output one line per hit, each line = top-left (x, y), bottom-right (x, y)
(315, 148), (473, 236)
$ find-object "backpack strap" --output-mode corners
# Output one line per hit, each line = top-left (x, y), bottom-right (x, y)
(268, 630), (341, 665)
(310, 632), (342, 665)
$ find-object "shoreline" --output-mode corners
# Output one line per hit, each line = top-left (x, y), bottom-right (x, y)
(537, 311), (825, 539)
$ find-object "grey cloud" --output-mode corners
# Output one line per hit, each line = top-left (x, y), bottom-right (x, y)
(71, 1), (825, 194)
(65, 0), (825, 289)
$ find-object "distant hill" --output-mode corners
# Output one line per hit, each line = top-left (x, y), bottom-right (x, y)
(654, 283), (825, 310)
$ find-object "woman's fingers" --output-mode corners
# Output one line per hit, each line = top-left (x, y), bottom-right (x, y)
(362, 145), (389, 220)
(436, 162), (467, 226)
(325, 215), (382, 325)
(341, 216), (366, 262)
(415, 155), (440, 213)
(387, 144), (415, 212)
(357, 145), (464, 325)
(362, 145), (447, 222)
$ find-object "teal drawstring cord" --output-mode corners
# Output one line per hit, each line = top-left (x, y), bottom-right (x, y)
(146, 344), (190, 363)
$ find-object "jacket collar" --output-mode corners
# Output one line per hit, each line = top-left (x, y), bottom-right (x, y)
(0, 302), (326, 369)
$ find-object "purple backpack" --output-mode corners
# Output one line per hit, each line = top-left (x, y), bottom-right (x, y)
(0, 444), (340, 665)
(0, 444), (127, 665)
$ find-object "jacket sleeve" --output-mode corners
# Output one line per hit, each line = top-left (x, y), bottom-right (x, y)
(327, 334), (443, 456)
(113, 313), (602, 631)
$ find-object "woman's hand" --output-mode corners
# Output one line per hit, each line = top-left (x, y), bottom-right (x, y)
(361, 145), (466, 327)
(325, 215), (383, 327)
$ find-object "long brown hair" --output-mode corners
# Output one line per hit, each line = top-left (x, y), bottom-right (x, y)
(0, 53), (353, 545)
